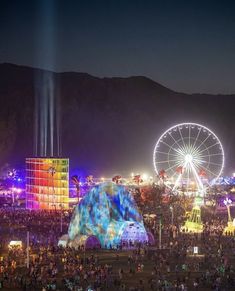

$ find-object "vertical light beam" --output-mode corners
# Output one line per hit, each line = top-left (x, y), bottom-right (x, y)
(34, 0), (59, 158)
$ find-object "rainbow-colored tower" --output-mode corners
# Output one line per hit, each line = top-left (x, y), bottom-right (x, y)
(26, 158), (69, 210)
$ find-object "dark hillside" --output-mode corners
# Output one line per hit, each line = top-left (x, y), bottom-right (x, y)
(0, 63), (234, 175)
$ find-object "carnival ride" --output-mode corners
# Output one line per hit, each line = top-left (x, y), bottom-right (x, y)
(153, 122), (224, 195)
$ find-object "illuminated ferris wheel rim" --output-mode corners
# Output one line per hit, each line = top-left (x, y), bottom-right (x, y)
(153, 122), (225, 184)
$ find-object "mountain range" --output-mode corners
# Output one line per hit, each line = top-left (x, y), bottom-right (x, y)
(0, 63), (234, 176)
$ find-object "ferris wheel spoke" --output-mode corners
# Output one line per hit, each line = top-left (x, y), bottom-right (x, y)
(165, 163), (183, 174)
(168, 132), (184, 152)
(193, 158), (206, 167)
(192, 162), (203, 173)
(200, 153), (223, 158)
(178, 127), (186, 149)
(199, 142), (220, 154)
(189, 126), (191, 148)
(197, 163), (217, 178)
(202, 161), (222, 167)
(159, 140), (183, 154)
(193, 155), (205, 163)
(192, 160), (204, 169)
(191, 143), (201, 155)
(179, 143), (187, 156)
(164, 160), (183, 173)
(195, 134), (211, 153)
(173, 148), (185, 157)
(169, 148), (184, 162)
(193, 160), (205, 171)
(155, 150), (179, 158)
(182, 142), (190, 156)
(188, 147), (199, 159)
(156, 158), (182, 164)
(192, 127), (202, 148)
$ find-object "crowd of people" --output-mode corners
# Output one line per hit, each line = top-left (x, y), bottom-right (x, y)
(0, 192), (235, 290)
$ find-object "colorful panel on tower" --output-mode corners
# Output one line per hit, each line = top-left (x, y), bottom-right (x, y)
(26, 158), (69, 210)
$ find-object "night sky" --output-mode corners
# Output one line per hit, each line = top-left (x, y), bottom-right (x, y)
(1, 0), (235, 176)
(1, 0), (235, 94)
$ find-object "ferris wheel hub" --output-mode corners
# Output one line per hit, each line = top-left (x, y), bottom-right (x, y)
(185, 154), (193, 163)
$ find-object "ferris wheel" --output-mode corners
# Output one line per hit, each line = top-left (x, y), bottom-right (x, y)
(153, 122), (224, 194)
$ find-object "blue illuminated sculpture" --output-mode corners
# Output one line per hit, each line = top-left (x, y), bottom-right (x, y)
(68, 182), (148, 247)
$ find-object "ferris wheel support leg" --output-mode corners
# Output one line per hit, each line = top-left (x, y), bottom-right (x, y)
(172, 173), (182, 192)
(172, 161), (187, 192)
(190, 162), (204, 194)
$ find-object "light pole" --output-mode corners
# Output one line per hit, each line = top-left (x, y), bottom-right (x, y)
(83, 243), (86, 267)
(156, 206), (162, 249)
(224, 197), (232, 222)
(170, 206), (174, 225)
(59, 204), (64, 234)
(11, 188), (15, 206)
(26, 228), (30, 268)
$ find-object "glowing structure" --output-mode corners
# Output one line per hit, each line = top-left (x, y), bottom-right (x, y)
(181, 205), (203, 233)
(69, 235), (101, 249)
(223, 219), (235, 236)
(153, 122), (224, 194)
(68, 182), (149, 248)
(181, 196), (204, 233)
(223, 197), (235, 235)
(26, 158), (69, 210)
